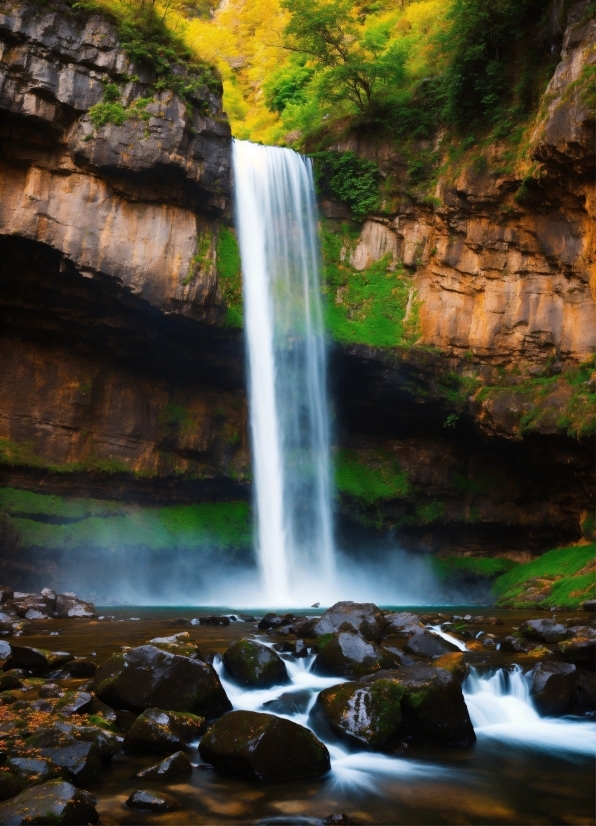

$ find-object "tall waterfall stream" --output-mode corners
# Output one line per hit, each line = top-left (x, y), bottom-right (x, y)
(233, 140), (335, 604)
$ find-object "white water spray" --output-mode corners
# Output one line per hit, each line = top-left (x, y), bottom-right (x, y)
(232, 140), (335, 605)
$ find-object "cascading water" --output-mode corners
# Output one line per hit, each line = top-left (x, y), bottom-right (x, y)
(232, 139), (335, 605)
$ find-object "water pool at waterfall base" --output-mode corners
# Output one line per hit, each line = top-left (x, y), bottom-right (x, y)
(9, 606), (594, 826)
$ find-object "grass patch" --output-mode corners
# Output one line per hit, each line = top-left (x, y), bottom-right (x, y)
(1, 488), (252, 555)
(433, 556), (517, 582)
(216, 227), (243, 328)
(322, 223), (420, 348)
(335, 449), (409, 504)
(493, 544), (596, 609)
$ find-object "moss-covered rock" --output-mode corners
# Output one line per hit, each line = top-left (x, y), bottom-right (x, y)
(124, 709), (204, 754)
(199, 710), (330, 782)
(433, 652), (469, 684)
(362, 663), (476, 747)
(222, 640), (288, 688)
(317, 679), (404, 750)
(312, 601), (385, 642)
(312, 632), (394, 679)
(0, 780), (98, 825)
(94, 645), (231, 717)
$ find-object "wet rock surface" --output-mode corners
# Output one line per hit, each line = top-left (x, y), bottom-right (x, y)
(404, 631), (460, 659)
(317, 679), (404, 750)
(313, 632), (394, 678)
(312, 602), (386, 642)
(0, 780), (99, 824)
(135, 750), (193, 780)
(126, 789), (179, 812)
(123, 708), (204, 754)
(526, 661), (578, 715)
(93, 644), (231, 716)
(223, 639), (289, 688)
(199, 710), (331, 782)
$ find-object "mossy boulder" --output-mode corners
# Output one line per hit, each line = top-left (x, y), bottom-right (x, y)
(93, 645), (231, 717)
(433, 652), (469, 684)
(362, 663), (476, 747)
(222, 640), (289, 688)
(317, 679), (404, 749)
(148, 632), (204, 660)
(199, 710), (331, 782)
(519, 619), (568, 643)
(8, 646), (72, 671)
(313, 632), (394, 678)
(124, 709), (204, 754)
(312, 601), (385, 642)
(0, 780), (98, 824)
(26, 721), (122, 762)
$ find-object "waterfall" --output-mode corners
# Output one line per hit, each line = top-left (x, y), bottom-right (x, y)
(232, 139), (335, 605)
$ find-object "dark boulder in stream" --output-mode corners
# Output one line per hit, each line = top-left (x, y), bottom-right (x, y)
(317, 679), (405, 749)
(223, 639), (289, 687)
(199, 710), (331, 782)
(93, 644), (231, 717)
(404, 631), (460, 659)
(312, 632), (394, 678)
(124, 708), (204, 753)
(136, 750), (193, 779)
(0, 780), (99, 824)
(526, 661), (578, 715)
(126, 789), (179, 812)
(519, 619), (569, 644)
(383, 612), (424, 636)
(362, 663), (476, 747)
(312, 602), (385, 642)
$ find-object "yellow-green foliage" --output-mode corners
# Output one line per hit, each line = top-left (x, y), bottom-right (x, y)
(335, 448), (409, 503)
(0, 487), (251, 554)
(493, 544), (596, 609)
(216, 227), (243, 327)
(322, 224), (420, 348)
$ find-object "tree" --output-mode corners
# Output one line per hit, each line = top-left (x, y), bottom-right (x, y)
(280, 0), (405, 118)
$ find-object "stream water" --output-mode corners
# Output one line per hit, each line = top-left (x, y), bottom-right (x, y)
(15, 607), (595, 825)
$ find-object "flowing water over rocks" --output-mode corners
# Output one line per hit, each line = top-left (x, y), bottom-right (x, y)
(0, 602), (592, 824)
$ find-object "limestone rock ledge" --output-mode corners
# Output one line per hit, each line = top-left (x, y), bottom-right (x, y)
(0, 0), (232, 321)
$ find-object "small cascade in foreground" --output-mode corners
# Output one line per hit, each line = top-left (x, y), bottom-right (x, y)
(464, 665), (596, 755)
(232, 139), (335, 605)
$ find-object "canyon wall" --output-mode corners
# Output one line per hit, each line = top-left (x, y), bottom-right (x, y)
(0, 0), (593, 592)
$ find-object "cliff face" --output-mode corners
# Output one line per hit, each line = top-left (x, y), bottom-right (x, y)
(329, 5), (595, 371)
(0, 0), (249, 505)
(0, 0), (593, 592)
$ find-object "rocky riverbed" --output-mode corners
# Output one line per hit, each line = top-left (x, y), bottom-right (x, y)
(0, 596), (593, 824)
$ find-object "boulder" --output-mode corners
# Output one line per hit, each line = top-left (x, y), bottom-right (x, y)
(223, 640), (289, 688)
(498, 636), (536, 653)
(126, 789), (178, 812)
(404, 632), (460, 659)
(93, 644), (231, 717)
(39, 742), (102, 785)
(123, 708), (204, 753)
(0, 586), (13, 603)
(55, 595), (96, 619)
(199, 710), (331, 782)
(558, 636), (595, 668)
(262, 690), (312, 716)
(569, 668), (596, 716)
(39, 683), (65, 699)
(313, 632), (394, 679)
(7, 757), (63, 785)
(0, 674), (22, 692)
(0, 640), (11, 669)
(583, 599), (596, 611)
(198, 616), (230, 626)
(56, 691), (94, 717)
(63, 660), (97, 678)
(293, 619), (317, 637)
(527, 661), (577, 715)
(295, 640), (309, 658)
(384, 612), (424, 637)
(382, 646), (416, 667)
(317, 679), (404, 749)
(0, 771), (22, 801)
(362, 663), (476, 747)
(311, 602), (385, 642)
(519, 619), (568, 643)
(433, 652), (469, 684)
(148, 632), (203, 659)
(9, 646), (72, 671)
(26, 722), (122, 762)
(0, 781), (98, 824)
(135, 750), (193, 779)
